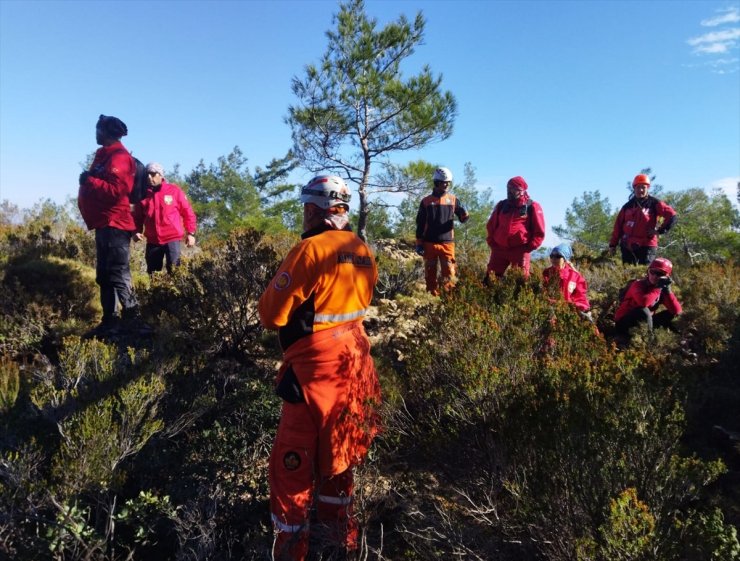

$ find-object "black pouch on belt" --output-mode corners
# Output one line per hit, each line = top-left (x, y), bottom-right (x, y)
(275, 365), (305, 403)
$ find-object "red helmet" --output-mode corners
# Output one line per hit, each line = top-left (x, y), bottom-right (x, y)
(649, 257), (673, 276)
(632, 174), (651, 187)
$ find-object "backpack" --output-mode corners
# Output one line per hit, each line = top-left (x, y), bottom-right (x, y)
(101, 149), (147, 205)
(129, 156), (147, 205)
(495, 198), (533, 218)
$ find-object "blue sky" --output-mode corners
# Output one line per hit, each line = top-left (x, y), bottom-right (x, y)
(1, 0), (738, 246)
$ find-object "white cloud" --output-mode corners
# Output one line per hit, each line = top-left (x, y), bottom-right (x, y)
(687, 10), (740, 72)
(708, 56), (739, 66)
(707, 177), (740, 207)
(701, 7), (740, 27)
(687, 28), (740, 55)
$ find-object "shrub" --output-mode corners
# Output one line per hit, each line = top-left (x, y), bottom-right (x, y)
(0, 355), (20, 413)
(0, 199), (95, 266)
(139, 228), (283, 361)
(676, 261), (739, 356)
(10, 257), (100, 321)
(391, 274), (735, 560)
(0, 292), (54, 356)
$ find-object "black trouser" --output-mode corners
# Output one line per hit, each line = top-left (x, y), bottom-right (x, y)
(145, 241), (181, 274)
(615, 307), (676, 336)
(95, 227), (137, 319)
(620, 245), (657, 266)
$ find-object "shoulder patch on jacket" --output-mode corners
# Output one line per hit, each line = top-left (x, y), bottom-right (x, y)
(274, 271), (292, 290)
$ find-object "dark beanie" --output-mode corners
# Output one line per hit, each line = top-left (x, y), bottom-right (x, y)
(507, 176), (528, 191)
(97, 114), (128, 138)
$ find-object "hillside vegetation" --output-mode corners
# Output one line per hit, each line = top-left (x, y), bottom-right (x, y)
(0, 203), (738, 561)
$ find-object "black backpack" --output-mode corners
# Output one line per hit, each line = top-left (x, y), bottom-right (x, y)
(495, 198), (533, 218)
(115, 150), (147, 205)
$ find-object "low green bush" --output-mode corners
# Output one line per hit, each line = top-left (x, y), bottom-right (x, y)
(139, 228), (283, 362)
(390, 274), (737, 560)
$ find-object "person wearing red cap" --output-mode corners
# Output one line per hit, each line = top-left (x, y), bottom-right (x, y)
(614, 257), (682, 339)
(133, 162), (197, 274)
(78, 115), (145, 337)
(485, 176), (546, 279)
(609, 174), (677, 265)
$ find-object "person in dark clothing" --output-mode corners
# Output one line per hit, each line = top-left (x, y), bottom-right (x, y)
(415, 167), (469, 295)
(78, 115), (147, 337)
(608, 174), (677, 265)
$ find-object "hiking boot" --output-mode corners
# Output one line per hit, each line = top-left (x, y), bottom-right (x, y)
(120, 307), (154, 336)
(83, 317), (121, 339)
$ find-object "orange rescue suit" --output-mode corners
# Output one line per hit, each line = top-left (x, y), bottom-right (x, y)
(258, 226), (381, 560)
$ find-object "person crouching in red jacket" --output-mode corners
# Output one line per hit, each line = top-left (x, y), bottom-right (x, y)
(133, 162), (197, 274)
(614, 257), (682, 339)
(542, 243), (591, 319)
(485, 176), (545, 279)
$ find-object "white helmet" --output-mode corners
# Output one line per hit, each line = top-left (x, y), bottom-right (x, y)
(433, 167), (453, 183)
(300, 175), (351, 209)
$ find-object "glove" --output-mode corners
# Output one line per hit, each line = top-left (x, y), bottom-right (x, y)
(579, 310), (594, 323)
(79, 171), (90, 185)
(415, 244), (424, 256)
(656, 276), (672, 289)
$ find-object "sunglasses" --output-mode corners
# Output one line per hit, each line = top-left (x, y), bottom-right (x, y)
(648, 270), (664, 276)
(147, 171), (160, 177)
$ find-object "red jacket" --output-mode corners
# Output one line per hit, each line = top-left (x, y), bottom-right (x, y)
(134, 182), (197, 245)
(609, 196), (676, 249)
(415, 191), (469, 244)
(486, 195), (545, 251)
(543, 263), (590, 311)
(78, 142), (136, 231)
(614, 278), (682, 322)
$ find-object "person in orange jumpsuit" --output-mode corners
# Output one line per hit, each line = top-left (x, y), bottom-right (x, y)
(415, 167), (469, 295)
(258, 175), (381, 561)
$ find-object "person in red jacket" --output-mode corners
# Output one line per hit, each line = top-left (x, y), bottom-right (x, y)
(614, 257), (682, 339)
(78, 115), (143, 337)
(259, 175), (381, 561)
(609, 174), (677, 265)
(485, 176), (546, 279)
(542, 243), (591, 317)
(415, 167), (469, 295)
(133, 162), (197, 274)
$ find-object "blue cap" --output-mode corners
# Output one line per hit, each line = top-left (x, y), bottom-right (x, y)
(550, 243), (572, 260)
